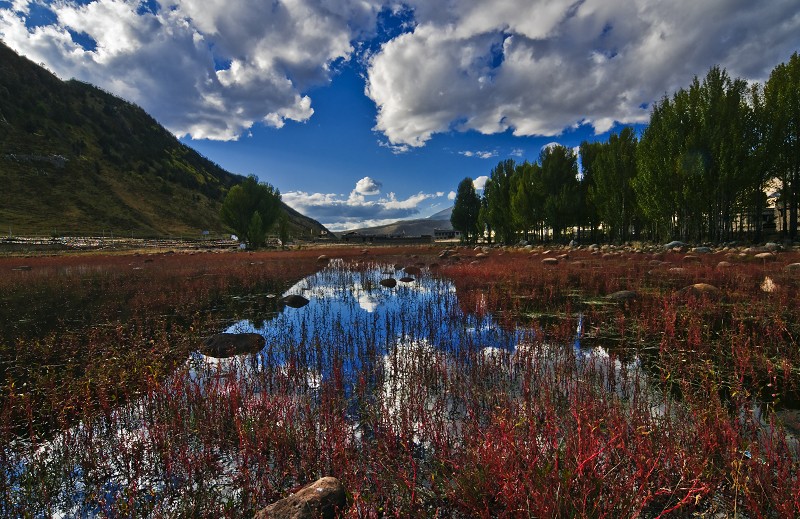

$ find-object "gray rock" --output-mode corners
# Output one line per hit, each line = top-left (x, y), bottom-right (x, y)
(754, 252), (777, 261)
(255, 477), (347, 519)
(607, 290), (638, 303)
(692, 247), (713, 254)
(680, 283), (720, 297)
(664, 240), (686, 250)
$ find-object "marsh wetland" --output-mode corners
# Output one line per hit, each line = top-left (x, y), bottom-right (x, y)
(1, 245), (799, 517)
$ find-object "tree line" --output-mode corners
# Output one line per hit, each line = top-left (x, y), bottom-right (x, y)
(451, 53), (800, 244)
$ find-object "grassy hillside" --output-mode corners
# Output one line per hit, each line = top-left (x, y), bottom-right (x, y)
(0, 42), (329, 238)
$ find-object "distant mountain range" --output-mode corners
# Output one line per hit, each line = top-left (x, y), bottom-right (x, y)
(0, 42), (329, 238)
(341, 206), (453, 237)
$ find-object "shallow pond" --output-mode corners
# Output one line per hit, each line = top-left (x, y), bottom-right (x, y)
(11, 259), (796, 516)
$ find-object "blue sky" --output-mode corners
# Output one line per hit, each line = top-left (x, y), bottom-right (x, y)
(2, 1), (798, 230)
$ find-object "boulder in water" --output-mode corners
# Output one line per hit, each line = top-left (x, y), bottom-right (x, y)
(283, 294), (310, 308)
(201, 333), (265, 358)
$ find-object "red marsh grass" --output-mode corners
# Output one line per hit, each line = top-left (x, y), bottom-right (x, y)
(0, 244), (798, 517)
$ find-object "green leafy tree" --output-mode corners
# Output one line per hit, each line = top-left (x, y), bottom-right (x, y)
(478, 194), (491, 244)
(577, 141), (602, 242)
(247, 211), (266, 248)
(278, 210), (290, 249)
(635, 95), (681, 240)
(510, 161), (543, 241)
(764, 52), (800, 238)
(451, 177), (481, 243)
(484, 159), (517, 244)
(635, 66), (756, 242)
(220, 175), (282, 248)
(539, 145), (579, 240)
(591, 127), (639, 242)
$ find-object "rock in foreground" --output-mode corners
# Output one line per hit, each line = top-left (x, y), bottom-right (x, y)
(255, 477), (347, 519)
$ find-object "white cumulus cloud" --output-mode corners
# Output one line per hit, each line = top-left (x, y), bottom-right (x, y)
(473, 175), (489, 191)
(460, 150), (498, 159)
(2, 0), (797, 149)
(282, 178), (444, 230)
(0, 0), (383, 140)
(354, 176), (382, 195)
(366, 0), (800, 147)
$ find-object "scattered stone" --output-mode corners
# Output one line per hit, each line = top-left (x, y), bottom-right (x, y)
(784, 263), (800, 272)
(380, 278), (397, 288)
(664, 240), (686, 250)
(403, 266), (422, 276)
(607, 290), (638, 303)
(668, 267), (686, 274)
(569, 239), (578, 247)
(692, 246), (713, 254)
(681, 283), (720, 297)
(255, 477), (347, 519)
(541, 257), (558, 265)
(765, 242), (782, 252)
(754, 252), (777, 262)
(283, 294), (310, 308)
(682, 255), (701, 263)
(475, 252), (488, 258)
(716, 261), (734, 269)
(201, 333), (266, 358)
(317, 255), (330, 262)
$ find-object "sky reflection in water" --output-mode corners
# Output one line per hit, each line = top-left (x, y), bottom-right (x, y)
(219, 260), (526, 390)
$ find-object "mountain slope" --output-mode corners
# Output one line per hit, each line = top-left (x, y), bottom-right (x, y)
(0, 42), (329, 238)
(343, 207), (454, 237)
